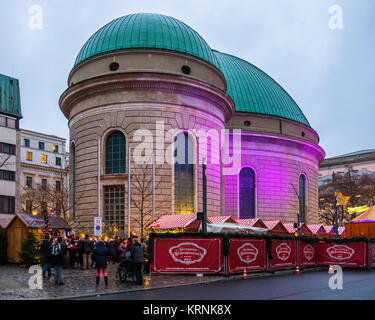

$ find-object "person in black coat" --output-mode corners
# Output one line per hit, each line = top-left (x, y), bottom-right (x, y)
(50, 237), (67, 285)
(41, 235), (52, 278)
(92, 240), (109, 286)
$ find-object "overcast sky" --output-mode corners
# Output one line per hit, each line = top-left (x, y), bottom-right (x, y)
(0, 0), (374, 158)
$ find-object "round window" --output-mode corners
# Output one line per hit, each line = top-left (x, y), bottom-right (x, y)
(109, 62), (120, 71)
(181, 65), (191, 75)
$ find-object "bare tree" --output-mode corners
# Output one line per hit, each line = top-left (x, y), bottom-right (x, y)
(126, 164), (170, 239)
(0, 153), (11, 169)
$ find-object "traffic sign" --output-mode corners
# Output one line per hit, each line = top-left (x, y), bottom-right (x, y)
(94, 217), (102, 236)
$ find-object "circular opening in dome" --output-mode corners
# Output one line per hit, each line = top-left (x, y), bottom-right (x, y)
(244, 121), (251, 127)
(181, 65), (191, 75)
(109, 62), (120, 71)
(301, 131), (305, 137)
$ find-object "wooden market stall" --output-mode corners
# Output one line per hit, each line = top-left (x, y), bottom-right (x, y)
(236, 218), (268, 229)
(306, 224), (327, 238)
(262, 220), (289, 235)
(5, 213), (70, 263)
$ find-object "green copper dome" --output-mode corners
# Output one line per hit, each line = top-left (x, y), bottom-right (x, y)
(213, 50), (310, 127)
(74, 13), (216, 68)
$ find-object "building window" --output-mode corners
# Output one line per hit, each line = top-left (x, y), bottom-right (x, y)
(24, 139), (30, 147)
(26, 151), (33, 161)
(0, 142), (16, 155)
(41, 202), (47, 214)
(299, 175), (306, 223)
(41, 154), (47, 164)
(41, 179), (47, 190)
(105, 131), (126, 174)
(39, 142), (44, 150)
(56, 180), (61, 191)
(26, 176), (33, 188)
(0, 196), (15, 214)
(174, 132), (195, 215)
(25, 200), (33, 214)
(239, 167), (256, 219)
(55, 157), (61, 166)
(104, 185), (125, 233)
(53, 144), (59, 153)
(0, 170), (15, 181)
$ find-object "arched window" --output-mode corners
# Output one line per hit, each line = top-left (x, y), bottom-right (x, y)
(174, 132), (194, 215)
(105, 131), (126, 174)
(299, 175), (306, 223)
(71, 143), (76, 219)
(239, 167), (256, 219)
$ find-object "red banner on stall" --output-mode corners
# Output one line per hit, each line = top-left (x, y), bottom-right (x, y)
(269, 240), (297, 269)
(371, 243), (375, 268)
(299, 241), (319, 267)
(227, 239), (267, 274)
(151, 236), (224, 274)
(319, 242), (368, 268)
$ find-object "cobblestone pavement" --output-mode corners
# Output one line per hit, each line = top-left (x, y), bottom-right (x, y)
(0, 263), (226, 300)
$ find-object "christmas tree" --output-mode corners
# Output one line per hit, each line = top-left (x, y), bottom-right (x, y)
(18, 231), (40, 267)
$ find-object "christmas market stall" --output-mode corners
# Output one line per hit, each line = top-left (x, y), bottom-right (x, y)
(262, 220), (289, 235)
(236, 218), (268, 229)
(5, 213), (70, 263)
(306, 224), (327, 238)
(145, 214), (202, 233)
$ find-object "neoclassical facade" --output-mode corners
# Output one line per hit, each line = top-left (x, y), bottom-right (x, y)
(59, 13), (325, 235)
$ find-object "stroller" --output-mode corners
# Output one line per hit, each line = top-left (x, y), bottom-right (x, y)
(117, 255), (137, 283)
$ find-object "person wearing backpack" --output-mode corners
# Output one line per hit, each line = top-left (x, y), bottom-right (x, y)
(50, 237), (67, 285)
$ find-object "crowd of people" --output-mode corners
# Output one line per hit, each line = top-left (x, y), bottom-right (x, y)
(40, 234), (146, 286)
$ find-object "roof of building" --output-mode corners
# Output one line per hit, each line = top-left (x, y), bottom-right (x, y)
(329, 149), (375, 159)
(0, 74), (22, 119)
(213, 50), (310, 127)
(74, 13), (216, 68)
(0, 214), (14, 228)
(6, 214), (70, 230)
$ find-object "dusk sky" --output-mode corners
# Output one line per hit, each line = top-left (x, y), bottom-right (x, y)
(0, 0), (373, 158)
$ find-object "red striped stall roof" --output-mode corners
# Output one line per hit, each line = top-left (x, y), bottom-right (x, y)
(236, 218), (261, 227)
(306, 224), (325, 234)
(338, 226), (345, 235)
(323, 225), (334, 233)
(283, 223), (297, 234)
(208, 216), (237, 224)
(262, 220), (282, 231)
(147, 214), (197, 230)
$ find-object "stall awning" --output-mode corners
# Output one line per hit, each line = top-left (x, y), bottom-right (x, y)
(283, 223), (297, 234)
(236, 218), (266, 228)
(352, 206), (375, 222)
(146, 214), (198, 230)
(306, 224), (325, 235)
(205, 222), (268, 234)
(208, 216), (238, 224)
(323, 225), (334, 233)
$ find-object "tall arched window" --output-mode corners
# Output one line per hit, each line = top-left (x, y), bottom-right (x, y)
(174, 132), (194, 215)
(239, 167), (256, 219)
(71, 143), (76, 219)
(299, 175), (306, 223)
(105, 131), (126, 174)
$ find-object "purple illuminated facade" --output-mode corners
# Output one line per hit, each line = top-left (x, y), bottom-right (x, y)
(59, 13), (325, 235)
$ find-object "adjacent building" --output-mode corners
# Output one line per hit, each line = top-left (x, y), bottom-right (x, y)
(20, 129), (68, 215)
(0, 74), (22, 218)
(319, 149), (375, 178)
(59, 13), (325, 236)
